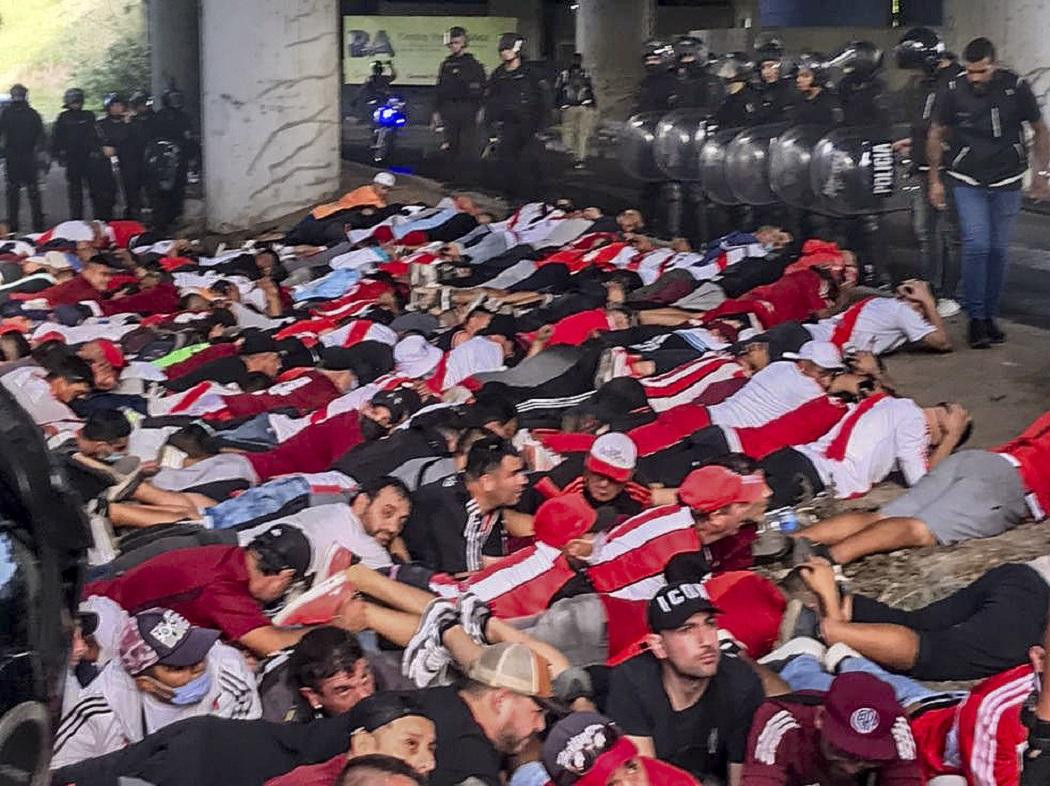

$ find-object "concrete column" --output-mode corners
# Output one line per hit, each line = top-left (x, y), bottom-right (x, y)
(576, 0), (656, 119)
(147, 0), (201, 125)
(199, 0), (341, 232)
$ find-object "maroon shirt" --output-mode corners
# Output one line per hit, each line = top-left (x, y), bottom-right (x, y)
(83, 545), (270, 641)
(246, 410), (364, 481)
(32, 275), (103, 306)
(214, 372), (341, 420)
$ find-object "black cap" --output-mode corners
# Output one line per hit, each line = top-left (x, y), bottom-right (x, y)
(370, 386), (422, 424)
(573, 377), (650, 426)
(248, 524), (311, 580)
(647, 582), (720, 633)
(352, 694), (430, 733)
(240, 332), (280, 355)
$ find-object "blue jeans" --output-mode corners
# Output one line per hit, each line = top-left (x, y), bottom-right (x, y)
(779, 654), (937, 708)
(952, 184), (1023, 320)
(204, 476), (311, 530)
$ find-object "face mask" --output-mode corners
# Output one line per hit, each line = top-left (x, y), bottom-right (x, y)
(359, 416), (389, 442)
(103, 452), (128, 464)
(169, 671), (212, 706)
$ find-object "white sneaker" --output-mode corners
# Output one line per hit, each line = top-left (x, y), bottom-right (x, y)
(824, 642), (863, 674)
(936, 298), (962, 318)
(401, 599), (457, 687)
(758, 636), (827, 668)
(593, 347), (629, 387)
(458, 593), (492, 644)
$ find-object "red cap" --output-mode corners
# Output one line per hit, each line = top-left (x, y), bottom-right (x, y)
(823, 672), (911, 762)
(533, 493), (598, 549)
(35, 331), (66, 345)
(678, 465), (767, 513)
(584, 432), (637, 483)
(95, 339), (126, 369)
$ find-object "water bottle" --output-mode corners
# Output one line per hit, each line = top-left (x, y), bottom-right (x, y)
(764, 506), (801, 534)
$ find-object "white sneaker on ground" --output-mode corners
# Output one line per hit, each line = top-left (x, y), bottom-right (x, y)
(758, 636), (827, 668)
(824, 642), (863, 674)
(936, 298), (962, 318)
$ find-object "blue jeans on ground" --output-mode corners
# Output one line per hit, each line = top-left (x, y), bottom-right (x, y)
(952, 184), (1023, 320)
(204, 476), (311, 530)
(779, 654), (937, 708)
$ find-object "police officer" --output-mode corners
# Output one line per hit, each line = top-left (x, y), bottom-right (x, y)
(554, 53), (597, 169)
(485, 32), (550, 200)
(895, 27), (962, 317)
(435, 26), (485, 167)
(634, 40), (678, 114)
(0, 84), (46, 232)
(673, 35), (723, 111)
(120, 91), (152, 221)
(93, 93), (131, 221)
(52, 88), (97, 221)
(148, 89), (195, 233)
(712, 53), (762, 129)
(753, 38), (795, 121)
(790, 51), (842, 127)
(358, 60), (397, 121)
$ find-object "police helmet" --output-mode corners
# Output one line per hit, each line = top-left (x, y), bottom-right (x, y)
(715, 52), (755, 83)
(103, 92), (126, 110)
(894, 27), (945, 71)
(129, 90), (150, 109)
(444, 26), (468, 46)
(643, 40), (675, 68)
(754, 36), (785, 65)
(796, 51), (831, 85)
(9, 84), (27, 102)
(498, 32), (525, 55)
(829, 40), (884, 80)
(673, 35), (707, 63)
(371, 60), (384, 75)
(63, 88), (85, 108)
(162, 89), (184, 110)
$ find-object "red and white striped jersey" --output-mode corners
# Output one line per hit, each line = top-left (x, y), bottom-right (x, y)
(462, 541), (577, 618)
(641, 355), (747, 412)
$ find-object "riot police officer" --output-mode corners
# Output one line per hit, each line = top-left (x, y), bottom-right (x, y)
(52, 88), (97, 221)
(147, 89), (195, 233)
(790, 51), (842, 127)
(93, 93), (131, 221)
(712, 53), (762, 129)
(121, 90), (152, 220)
(485, 32), (550, 200)
(358, 60), (397, 121)
(754, 38), (795, 121)
(634, 40), (678, 114)
(0, 84), (46, 232)
(673, 35), (723, 110)
(895, 27), (962, 316)
(435, 26), (486, 166)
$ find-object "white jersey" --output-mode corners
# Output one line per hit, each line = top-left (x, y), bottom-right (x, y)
(51, 643), (260, 769)
(236, 502), (392, 573)
(0, 365), (81, 430)
(441, 337), (504, 389)
(708, 361), (825, 429)
(796, 396), (930, 499)
(804, 297), (936, 355)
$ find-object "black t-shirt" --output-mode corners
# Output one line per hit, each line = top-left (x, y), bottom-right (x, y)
(164, 355), (250, 392)
(604, 651), (764, 781)
(403, 686), (503, 786)
(51, 440), (114, 503)
(402, 475), (504, 574)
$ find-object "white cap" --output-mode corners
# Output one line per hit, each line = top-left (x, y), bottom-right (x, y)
(373, 172), (396, 187)
(394, 334), (442, 379)
(585, 432), (638, 482)
(42, 251), (73, 270)
(782, 341), (845, 371)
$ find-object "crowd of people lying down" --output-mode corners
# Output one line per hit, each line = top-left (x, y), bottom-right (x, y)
(4, 171), (1049, 785)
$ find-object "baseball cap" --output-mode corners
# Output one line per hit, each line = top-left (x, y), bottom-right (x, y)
(533, 494), (598, 549)
(822, 672), (909, 762)
(248, 524), (312, 580)
(466, 642), (554, 701)
(584, 432), (637, 483)
(782, 340), (845, 371)
(647, 582), (720, 632)
(373, 172), (396, 188)
(678, 465), (767, 513)
(43, 250), (74, 271)
(118, 608), (220, 676)
(542, 712), (638, 786)
(394, 334), (442, 378)
(370, 386), (422, 424)
(240, 332), (280, 356)
(95, 339), (127, 369)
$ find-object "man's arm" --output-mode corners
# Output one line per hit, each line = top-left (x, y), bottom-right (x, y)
(898, 280), (951, 351)
(926, 121), (947, 209)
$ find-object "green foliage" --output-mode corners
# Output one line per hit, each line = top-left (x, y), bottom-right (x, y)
(77, 34), (151, 109)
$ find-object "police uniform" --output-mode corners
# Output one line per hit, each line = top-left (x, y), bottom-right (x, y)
(52, 107), (98, 220)
(436, 51), (486, 161)
(485, 61), (550, 199)
(635, 69), (679, 114)
(146, 106), (194, 232)
(0, 101), (45, 232)
(675, 63), (724, 111)
(789, 88), (842, 127)
(94, 115), (133, 222)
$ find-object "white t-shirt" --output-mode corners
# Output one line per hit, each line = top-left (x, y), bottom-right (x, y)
(0, 365), (80, 429)
(708, 361), (825, 429)
(236, 502), (392, 573)
(442, 337), (505, 389)
(804, 297), (936, 355)
(796, 396), (930, 499)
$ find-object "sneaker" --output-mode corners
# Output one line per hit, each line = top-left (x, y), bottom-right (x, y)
(968, 319), (991, 349)
(401, 598), (457, 688)
(758, 636), (827, 669)
(985, 318), (1006, 344)
(717, 629), (744, 657)
(936, 298), (961, 318)
(776, 599), (822, 646)
(458, 592), (492, 644)
(593, 347), (629, 387)
(824, 642), (863, 674)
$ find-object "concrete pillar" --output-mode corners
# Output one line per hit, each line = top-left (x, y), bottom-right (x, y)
(199, 0), (341, 232)
(576, 0), (656, 119)
(147, 0), (201, 125)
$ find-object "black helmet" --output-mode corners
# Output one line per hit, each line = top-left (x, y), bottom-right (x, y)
(9, 84), (27, 102)
(129, 90), (150, 109)
(444, 26), (467, 46)
(715, 52), (754, 83)
(754, 36), (785, 65)
(103, 92), (126, 110)
(829, 40), (884, 80)
(643, 39), (675, 68)
(894, 27), (945, 71)
(498, 32), (525, 54)
(673, 35), (707, 63)
(63, 87), (85, 107)
(161, 88), (184, 109)
(371, 60), (384, 75)
(796, 51), (831, 85)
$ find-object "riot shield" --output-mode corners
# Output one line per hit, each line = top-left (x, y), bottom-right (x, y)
(699, 126), (742, 205)
(619, 112), (666, 182)
(725, 122), (788, 205)
(769, 123), (832, 210)
(653, 109), (709, 182)
(809, 125), (906, 215)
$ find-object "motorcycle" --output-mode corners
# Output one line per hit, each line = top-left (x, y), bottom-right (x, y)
(370, 95), (407, 163)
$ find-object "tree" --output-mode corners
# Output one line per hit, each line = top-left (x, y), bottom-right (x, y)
(76, 34), (150, 109)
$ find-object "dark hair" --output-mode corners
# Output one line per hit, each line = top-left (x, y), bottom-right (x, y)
(456, 426), (491, 456)
(243, 372), (273, 392)
(337, 755), (423, 786)
(935, 402), (974, 448)
(464, 435), (517, 482)
(701, 452), (760, 475)
(0, 331), (30, 361)
(82, 409), (131, 442)
(166, 423), (218, 458)
(288, 627), (365, 691)
(357, 475), (411, 505)
(30, 341), (75, 371)
(963, 37), (996, 63)
(468, 393), (518, 429)
(46, 355), (94, 386)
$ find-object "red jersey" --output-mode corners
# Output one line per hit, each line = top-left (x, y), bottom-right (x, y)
(246, 409), (363, 481)
(525, 309), (609, 347)
(462, 541), (577, 618)
(725, 395), (848, 459)
(538, 758), (699, 786)
(212, 372), (341, 421)
(992, 412), (1050, 519)
(641, 355), (748, 413)
(743, 695), (922, 785)
(703, 269), (832, 329)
